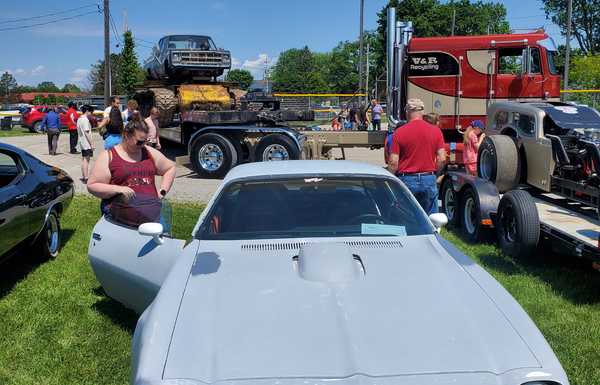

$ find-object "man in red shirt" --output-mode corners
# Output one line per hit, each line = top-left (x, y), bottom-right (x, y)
(387, 98), (446, 214)
(67, 102), (79, 154)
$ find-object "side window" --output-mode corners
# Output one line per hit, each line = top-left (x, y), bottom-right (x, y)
(512, 112), (535, 136)
(498, 48), (524, 75)
(0, 151), (23, 189)
(494, 110), (509, 130)
(529, 48), (541, 74)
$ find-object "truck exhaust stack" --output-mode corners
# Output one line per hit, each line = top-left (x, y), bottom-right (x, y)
(386, 7), (412, 127)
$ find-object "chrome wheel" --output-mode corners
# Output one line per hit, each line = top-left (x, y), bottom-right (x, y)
(443, 186), (457, 223)
(463, 196), (477, 235)
(198, 144), (224, 171)
(46, 214), (60, 256)
(262, 144), (289, 161)
(479, 148), (493, 180)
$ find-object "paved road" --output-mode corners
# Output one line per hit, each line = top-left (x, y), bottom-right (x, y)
(1, 133), (385, 202)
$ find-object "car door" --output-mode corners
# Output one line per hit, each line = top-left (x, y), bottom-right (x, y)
(512, 112), (553, 191)
(0, 150), (30, 256)
(88, 203), (186, 314)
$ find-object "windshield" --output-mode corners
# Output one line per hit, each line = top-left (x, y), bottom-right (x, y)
(197, 177), (433, 240)
(539, 37), (559, 75)
(167, 36), (215, 50)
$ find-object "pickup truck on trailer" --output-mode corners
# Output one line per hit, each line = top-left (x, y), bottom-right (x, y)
(439, 101), (600, 265)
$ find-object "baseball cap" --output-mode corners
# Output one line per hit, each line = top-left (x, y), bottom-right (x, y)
(405, 98), (425, 112)
(470, 120), (485, 129)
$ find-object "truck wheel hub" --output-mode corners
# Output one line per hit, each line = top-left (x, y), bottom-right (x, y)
(199, 144), (224, 171)
(463, 197), (477, 234)
(263, 144), (289, 161)
(479, 149), (493, 180)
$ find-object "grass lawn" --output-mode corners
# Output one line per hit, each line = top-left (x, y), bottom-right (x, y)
(0, 195), (597, 384)
(0, 125), (40, 138)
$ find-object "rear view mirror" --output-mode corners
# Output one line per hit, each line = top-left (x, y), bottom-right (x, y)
(429, 213), (448, 230)
(138, 222), (164, 244)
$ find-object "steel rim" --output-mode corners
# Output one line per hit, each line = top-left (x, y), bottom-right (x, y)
(501, 203), (517, 243)
(198, 143), (224, 171)
(443, 185), (456, 222)
(33, 121), (42, 133)
(262, 144), (289, 161)
(463, 196), (477, 235)
(47, 215), (59, 254)
(479, 148), (493, 180)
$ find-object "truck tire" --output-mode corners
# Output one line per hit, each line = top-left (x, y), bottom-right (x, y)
(152, 87), (177, 127)
(496, 190), (540, 259)
(440, 178), (459, 228)
(255, 134), (300, 162)
(190, 133), (238, 178)
(477, 135), (520, 193)
(459, 187), (485, 242)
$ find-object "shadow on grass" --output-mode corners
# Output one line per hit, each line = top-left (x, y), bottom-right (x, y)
(91, 286), (138, 334)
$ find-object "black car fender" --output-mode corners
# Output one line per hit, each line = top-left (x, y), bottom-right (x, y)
(441, 171), (500, 226)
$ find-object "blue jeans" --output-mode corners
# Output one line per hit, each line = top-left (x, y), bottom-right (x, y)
(104, 134), (122, 150)
(399, 174), (439, 215)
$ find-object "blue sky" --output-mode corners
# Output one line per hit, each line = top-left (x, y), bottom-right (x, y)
(0, 0), (564, 89)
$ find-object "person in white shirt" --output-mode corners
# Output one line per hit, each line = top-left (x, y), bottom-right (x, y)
(144, 107), (161, 149)
(77, 105), (95, 183)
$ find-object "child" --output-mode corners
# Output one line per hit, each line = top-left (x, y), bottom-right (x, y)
(463, 120), (486, 176)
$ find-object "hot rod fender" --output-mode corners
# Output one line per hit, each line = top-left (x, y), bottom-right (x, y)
(442, 171), (500, 226)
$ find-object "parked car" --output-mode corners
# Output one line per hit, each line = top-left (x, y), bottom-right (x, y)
(143, 35), (231, 81)
(0, 142), (74, 261)
(20, 105), (70, 133)
(88, 160), (569, 385)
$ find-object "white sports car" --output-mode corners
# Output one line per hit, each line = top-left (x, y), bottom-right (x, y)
(88, 160), (569, 385)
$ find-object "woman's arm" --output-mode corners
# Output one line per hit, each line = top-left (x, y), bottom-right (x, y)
(87, 150), (132, 199)
(147, 146), (176, 195)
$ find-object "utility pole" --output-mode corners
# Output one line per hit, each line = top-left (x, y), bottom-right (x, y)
(103, 0), (110, 107)
(358, 0), (365, 98)
(451, 9), (456, 36)
(365, 42), (370, 105)
(562, 0), (573, 101)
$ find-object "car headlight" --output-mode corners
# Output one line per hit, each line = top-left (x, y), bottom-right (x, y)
(172, 53), (181, 62)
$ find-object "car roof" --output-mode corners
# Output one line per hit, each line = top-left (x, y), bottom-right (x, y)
(0, 141), (26, 155)
(223, 160), (393, 182)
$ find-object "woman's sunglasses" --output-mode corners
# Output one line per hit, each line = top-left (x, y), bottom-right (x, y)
(135, 139), (146, 146)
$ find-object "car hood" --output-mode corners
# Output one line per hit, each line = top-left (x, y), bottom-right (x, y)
(163, 235), (540, 382)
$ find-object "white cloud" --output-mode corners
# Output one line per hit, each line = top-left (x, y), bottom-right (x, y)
(31, 65), (45, 76)
(231, 57), (241, 67)
(14, 68), (25, 75)
(70, 68), (90, 83)
(236, 53), (273, 79)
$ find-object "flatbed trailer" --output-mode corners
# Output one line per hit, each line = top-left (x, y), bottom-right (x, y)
(440, 171), (600, 264)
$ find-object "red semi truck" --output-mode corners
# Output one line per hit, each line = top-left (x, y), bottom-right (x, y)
(385, 7), (561, 164)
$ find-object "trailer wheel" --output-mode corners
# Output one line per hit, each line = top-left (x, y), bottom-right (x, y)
(440, 178), (459, 227)
(459, 187), (484, 242)
(255, 134), (300, 162)
(477, 135), (520, 193)
(190, 133), (238, 178)
(496, 190), (540, 259)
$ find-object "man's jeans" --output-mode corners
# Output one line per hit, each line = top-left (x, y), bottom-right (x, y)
(399, 174), (439, 215)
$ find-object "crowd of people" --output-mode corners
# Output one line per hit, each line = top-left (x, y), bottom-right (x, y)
(331, 99), (384, 131)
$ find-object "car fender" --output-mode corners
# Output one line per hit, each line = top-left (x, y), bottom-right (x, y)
(32, 185), (74, 241)
(442, 171), (500, 225)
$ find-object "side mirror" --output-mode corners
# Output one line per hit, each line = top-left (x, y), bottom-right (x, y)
(138, 222), (164, 244)
(429, 213), (448, 231)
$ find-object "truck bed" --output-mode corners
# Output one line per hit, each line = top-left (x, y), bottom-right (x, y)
(534, 195), (599, 253)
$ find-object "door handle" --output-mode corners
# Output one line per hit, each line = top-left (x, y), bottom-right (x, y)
(15, 194), (27, 202)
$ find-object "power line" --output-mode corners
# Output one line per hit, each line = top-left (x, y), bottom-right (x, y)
(0, 3), (98, 24)
(133, 37), (155, 45)
(108, 10), (121, 45)
(0, 10), (100, 32)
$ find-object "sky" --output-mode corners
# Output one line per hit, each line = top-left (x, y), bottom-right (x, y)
(0, 0), (565, 89)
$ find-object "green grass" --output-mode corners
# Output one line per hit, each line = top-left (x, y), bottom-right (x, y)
(0, 125), (40, 138)
(0, 195), (597, 384)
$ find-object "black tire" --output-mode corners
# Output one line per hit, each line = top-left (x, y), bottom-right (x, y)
(477, 135), (520, 193)
(31, 121), (43, 133)
(496, 190), (540, 259)
(190, 133), (238, 178)
(35, 210), (61, 259)
(459, 188), (484, 242)
(152, 87), (177, 127)
(255, 134), (300, 162)
(440, 177), (459, 227)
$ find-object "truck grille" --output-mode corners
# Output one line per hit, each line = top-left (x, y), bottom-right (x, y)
(178, 51), (227, 64)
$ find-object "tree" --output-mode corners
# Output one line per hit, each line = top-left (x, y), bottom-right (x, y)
(119, 30), (144, 95)
(271, 46), (328, 92)
(373, 0), (510, 94)
(542, 0), (600, 55)
(62, 83), (81, 93)
(225, 69), (254, 90)
(88, 53), (123, 95)
(568, 54), (600, 104)
(36, 81), (60, 92)
(0, 72), (17, 96)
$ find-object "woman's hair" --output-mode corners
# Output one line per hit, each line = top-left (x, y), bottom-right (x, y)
(123, 112), (148, 137)
(68, 101), (76, 109)
(127, 99), (139, 110)
(423, 112), (440, 126)
(463, 125), (476, 145)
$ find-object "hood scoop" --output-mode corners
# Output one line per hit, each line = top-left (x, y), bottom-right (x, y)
(294, 243), (364, 283)
(241, 239), (403, 252)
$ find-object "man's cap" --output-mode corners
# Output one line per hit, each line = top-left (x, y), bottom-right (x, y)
(405, 98), (425, 112)
(470, 120), (485, 129)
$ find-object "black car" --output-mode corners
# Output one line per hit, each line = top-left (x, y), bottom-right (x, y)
(0, 142), (73, 261)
